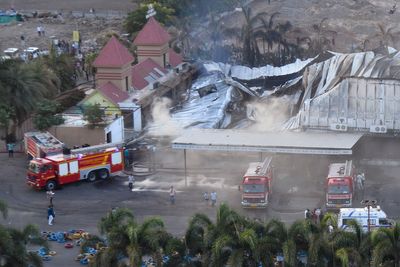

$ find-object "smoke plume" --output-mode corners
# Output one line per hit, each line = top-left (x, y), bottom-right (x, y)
(149, 97), (182, 136)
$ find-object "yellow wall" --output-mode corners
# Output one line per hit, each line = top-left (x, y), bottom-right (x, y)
(81, 91), (121, 117)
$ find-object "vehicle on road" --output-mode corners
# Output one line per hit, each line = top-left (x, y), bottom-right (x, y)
(325, 160), (362, 210)
(338, 207), (393, 232)
(26, 143), (124, 191)
(24, 131), (64, 159)
(240, 157), (273, 208)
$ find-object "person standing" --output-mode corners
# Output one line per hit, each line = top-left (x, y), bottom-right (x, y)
(305, 209), (311, 219)
(210, 191), (217, 206)
(315, 207), (321, 223)
(37, 26), (41, 36)
(47, 205), (55, 225)
(46, 190), (55, 205)
(203, 192), (209, 204)
(124, 148), (130, 169)
(169, 186), (176, 205)
(128, 175), (135, 191)
(7, 143), (14, 158)
(40, 25), (45, 36)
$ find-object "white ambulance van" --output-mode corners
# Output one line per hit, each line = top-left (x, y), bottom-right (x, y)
(338, 207), (393, 232)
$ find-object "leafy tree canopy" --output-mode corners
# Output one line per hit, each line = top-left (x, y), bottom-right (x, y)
(32, 99), (64, 131)
(83, 103), (105, 128)
(125, 2), (175, 35)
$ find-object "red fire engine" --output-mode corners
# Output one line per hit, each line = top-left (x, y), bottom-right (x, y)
(26, 143), (124, 191)
(326, 160), (358, 209)
(241, 157), (273, 208)
(24, 131), (64, 159)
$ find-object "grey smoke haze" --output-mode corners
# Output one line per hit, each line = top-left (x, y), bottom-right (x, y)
(246, 97), (290, 131)
(149, 97), (183, 137)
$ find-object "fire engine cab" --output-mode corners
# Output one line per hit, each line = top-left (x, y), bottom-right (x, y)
(325, 160), (359, 209)
(241, 157), (273, 208)
(26, 143), (124, 191)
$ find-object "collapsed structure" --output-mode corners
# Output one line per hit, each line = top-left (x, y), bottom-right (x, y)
(160, 48), (400, 136)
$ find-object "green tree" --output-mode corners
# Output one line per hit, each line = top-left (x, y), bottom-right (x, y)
(125, 3), (175, 35)
(0, 200), (47, 267)
(83, 103), (104, 128)
(94, 208), (170, 267)
(371, 222), (400, 267)
(41, 47), (75, 92)
(33, 99), (64, 131)
(0, 59), (58, 136)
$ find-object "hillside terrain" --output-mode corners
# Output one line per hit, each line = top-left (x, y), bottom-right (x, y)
(0, 0), (399, 60)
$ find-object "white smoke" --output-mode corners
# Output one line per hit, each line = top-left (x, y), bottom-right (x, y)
(246, 97), (290, 131)
(149, 97), (182, 136)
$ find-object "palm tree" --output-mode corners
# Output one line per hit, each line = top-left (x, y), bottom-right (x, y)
(374, 24), (396, 51)
(331, 219), (371, 267)
(0, 59), (59, 136)
(371, 222), (400, 267)
(0, 224), (47, 267)
(240, 6), (268, 67)
(41, 47), (75, 92)
(95, 208), (169, 267)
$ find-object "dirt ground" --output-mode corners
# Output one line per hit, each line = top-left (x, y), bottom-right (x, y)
(0, 0), (136, 11)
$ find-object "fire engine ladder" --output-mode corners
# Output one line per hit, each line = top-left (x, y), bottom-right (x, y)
(71, 142), (124, 155)
(257, 157), (272, 175)
(344, 160), (352, 176)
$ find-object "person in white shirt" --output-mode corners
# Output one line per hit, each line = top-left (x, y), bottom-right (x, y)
(169, 186), (176, 204)
(128, 175), (135, 191)
(210, 191), (217, 206)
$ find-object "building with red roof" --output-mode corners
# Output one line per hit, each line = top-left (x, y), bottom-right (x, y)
(134, 17), (174, 69)
(131, 58), (167, 90)
(93, 36), (135, 92)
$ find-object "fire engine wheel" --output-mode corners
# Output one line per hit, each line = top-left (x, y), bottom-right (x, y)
(98, 169), (109, 180)
(87, 172), (97, 182)
(46, 180), (57, 191)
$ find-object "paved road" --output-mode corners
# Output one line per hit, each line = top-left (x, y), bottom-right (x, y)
(1, 137), (400, 266)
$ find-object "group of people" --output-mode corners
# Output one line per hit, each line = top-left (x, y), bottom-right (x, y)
(36, 25), (45, 36)
(305, 207), (324, 224)
(203, 191), (218, 206)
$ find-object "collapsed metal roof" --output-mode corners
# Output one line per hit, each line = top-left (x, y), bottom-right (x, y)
(282, 50), (400, 134)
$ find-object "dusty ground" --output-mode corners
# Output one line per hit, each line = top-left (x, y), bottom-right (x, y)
(0, 0), (136, 11)
(1, 0), (399, 59)
(2, 136), (400, 266)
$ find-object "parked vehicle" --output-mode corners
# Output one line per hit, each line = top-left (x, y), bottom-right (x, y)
(24, 131), (64, 159)
(325, 160), (363, 210)
(3, 47), (19, 58)
(240, 157), (273, 208)
(26, 143), (124, 191)
(338, 207), (393, 232)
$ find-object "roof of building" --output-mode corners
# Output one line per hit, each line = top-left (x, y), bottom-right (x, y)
(97, 82), (129, 105)
(131, 58), (167, 90)
(93, 36), (134, 68)
(133, 17), (170, 46)
(168, 48), (183, 67)
(172, 129), (364, 155)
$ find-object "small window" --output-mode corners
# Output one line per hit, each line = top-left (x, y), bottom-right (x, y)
(59, 163), (68, 176)
(69, 161), (79, 174)
(111, 152), (122, 165)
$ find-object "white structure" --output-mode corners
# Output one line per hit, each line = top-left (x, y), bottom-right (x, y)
(104, 116), (124, 143)
(338, 207), (392, 232)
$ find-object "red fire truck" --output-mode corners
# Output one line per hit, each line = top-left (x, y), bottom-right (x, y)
(241, 157), (273, 208)
(325, 160), (359, 209)
(26, 143), (124, 191)
(24, 131), (64, 159)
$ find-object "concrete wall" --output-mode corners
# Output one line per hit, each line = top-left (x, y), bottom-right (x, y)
(48, 126), (105, 148)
